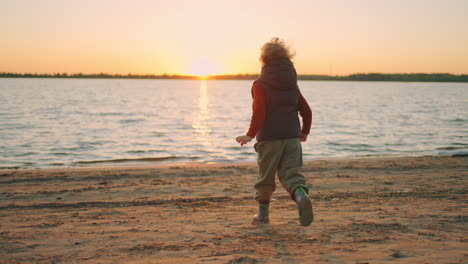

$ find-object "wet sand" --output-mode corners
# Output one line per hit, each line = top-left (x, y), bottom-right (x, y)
(0, 155), (467, 263)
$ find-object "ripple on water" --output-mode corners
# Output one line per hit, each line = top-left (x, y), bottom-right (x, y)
(13, 152), (39, 157)
(119, 118), (145, 124)
(52, 152), (78, 156)
(125, 149), (165, 155)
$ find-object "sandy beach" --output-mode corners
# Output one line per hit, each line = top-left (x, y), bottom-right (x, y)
(0, 155), (467, 263)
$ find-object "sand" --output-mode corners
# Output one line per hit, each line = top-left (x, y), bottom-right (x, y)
(0, 155), (467, 263)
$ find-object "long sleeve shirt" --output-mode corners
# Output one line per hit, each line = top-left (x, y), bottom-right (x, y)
(246, 82), (312, 139)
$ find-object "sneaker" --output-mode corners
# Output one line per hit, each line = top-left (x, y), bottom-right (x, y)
(294, 188), (313, 227)
(251, 214), (269, 225)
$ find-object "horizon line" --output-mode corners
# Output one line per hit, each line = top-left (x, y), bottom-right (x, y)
(1, 72), (467, 82)
(1, 71), (467, 77)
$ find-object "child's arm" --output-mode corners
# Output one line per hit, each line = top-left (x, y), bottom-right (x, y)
(298, 91), (312, 142)
(236, 82), (266, 146)
(247, 82), (266, 138)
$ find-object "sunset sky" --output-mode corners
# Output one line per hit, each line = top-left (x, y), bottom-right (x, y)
(1, 0), (467, 76)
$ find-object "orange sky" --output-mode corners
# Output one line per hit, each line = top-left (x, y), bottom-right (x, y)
(1, 0), (467, 76)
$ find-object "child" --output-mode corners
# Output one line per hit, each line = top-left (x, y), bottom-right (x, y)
(236, 38), (313, 227)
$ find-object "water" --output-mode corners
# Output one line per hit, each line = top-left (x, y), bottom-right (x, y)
(1, 78), (467, 169)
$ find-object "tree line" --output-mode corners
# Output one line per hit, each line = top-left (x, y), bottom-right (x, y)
(1, 72), (467, 82)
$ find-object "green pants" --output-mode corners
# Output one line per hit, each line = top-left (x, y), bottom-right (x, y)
(254, 138), (309, 202)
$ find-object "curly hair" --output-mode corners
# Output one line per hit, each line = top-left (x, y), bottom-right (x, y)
(259, 38), (295, 64)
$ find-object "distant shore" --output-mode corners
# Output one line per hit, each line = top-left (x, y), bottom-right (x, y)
(1, 155), (467, 263)
(1, 72), (468, 82)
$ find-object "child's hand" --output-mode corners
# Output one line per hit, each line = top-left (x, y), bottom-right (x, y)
(236, 135), (253, 146)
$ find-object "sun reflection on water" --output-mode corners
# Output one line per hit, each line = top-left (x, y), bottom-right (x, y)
(192, 80), (212, 146)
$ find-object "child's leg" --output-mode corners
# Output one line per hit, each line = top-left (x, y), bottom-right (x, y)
(276, 138), (308, 198)
(252, 140), (283, 224)
(254, 140), (283, 202)
(277, 138), (313, 226)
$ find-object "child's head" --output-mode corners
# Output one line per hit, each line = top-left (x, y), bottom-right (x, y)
(259, 38), (295, 65)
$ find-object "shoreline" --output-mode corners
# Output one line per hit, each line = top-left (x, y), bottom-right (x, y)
(2, 153), (465, 173)
(1, 155), (467, 263)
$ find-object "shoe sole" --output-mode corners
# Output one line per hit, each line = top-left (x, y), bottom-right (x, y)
(299, 196), (313, 227)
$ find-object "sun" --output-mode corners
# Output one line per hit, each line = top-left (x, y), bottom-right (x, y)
(189, 59), (221, 78)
